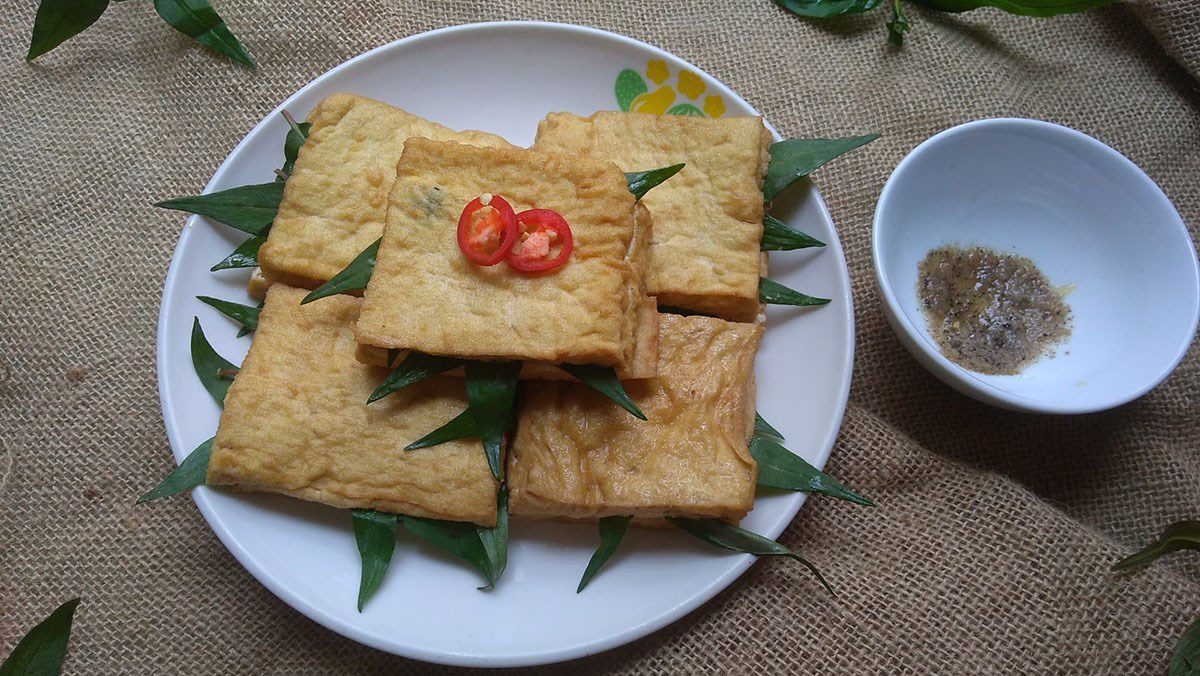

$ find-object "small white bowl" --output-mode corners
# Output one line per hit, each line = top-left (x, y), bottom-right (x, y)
(873, 118), (1200, 414)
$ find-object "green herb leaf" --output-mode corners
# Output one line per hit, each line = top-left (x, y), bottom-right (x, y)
(191, 318), (237, 406)
(280, 118), (312, 178)
(464, 361), (522, 481)
(153, 0), (255, 69)
(198, 296), (259, 334)
(556, 364), (647, 420)
(759, 277), (830, 307)
(773, 0), (883, 18)
(1111, 520), (1200, 571)
(404, 408), (479, 451)
(886, 0), (911, 45)
(476, 488), (509, 589)
(0, 597), (79, 676)
(666, 103), (706, 117)
(1172, 617), (1200, 676)
(912, 0), (1115, 16)
(750, 436), (873, 505)
(400, 516), (496, 588)
(754, 412), (786, 442)
(614, 69), (648, 112)
(210, 235), (265, 271)
(301, 238), (380, 304)
(577, 515), (632, 593)
(26, 0), (108, 61)
(136, 437), (213, 503)
(626, 164), (686, 200)
(156, 182), (284, 236)
(763, 135), (879, 201)
(368, 353), (466, 404)
(667, 517), (833, 594)
(350, 509), (398, 612)
(761, 214), (825, 251)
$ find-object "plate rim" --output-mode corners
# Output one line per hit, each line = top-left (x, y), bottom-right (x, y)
(155, 20), (855, 668)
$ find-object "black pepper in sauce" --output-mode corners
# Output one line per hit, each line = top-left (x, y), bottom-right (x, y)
(917, 245), (1072, 375)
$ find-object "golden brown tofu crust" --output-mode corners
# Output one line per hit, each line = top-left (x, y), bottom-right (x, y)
(355, 138), (655, 373)
(535, 111), (772, 322)
(508, 313), (761, 523)
(259, 93), (513, 289)
(206, 285), (498, 526)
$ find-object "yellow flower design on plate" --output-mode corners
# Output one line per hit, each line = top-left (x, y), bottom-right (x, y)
(614, 61), (726, 118)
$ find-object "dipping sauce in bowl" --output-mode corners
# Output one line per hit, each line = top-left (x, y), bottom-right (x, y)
(917, 245), (1071, 375)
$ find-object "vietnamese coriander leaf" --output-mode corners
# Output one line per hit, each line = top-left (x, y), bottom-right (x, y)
(667, 517), (833, 594)
(772, 0), (883, 18)
(280, 116), (312, 178)
(155, 182), (284, 236)
(368, 352), (466, 404)
(626, 164), (685, 200)
(476, 488), (509, 589)
(465, 361), (522, 481)
(1111, 520), (1200, 572)
(761, 214), (825, 251)
(405, 408), (479, 451)
(191, 317), (237, 406)
(887, 0), (911, 45)
(1172, 617), (1200, 676)
(210, 235), (265, 272)
(912, 0), (1116, 17)
(400, 516), (498, 588)
(557, 364), (647, 420)
(236, 302), (262, 338)
(759, 277), (830, 307)
(198, 296), (259, 334)
(26, 0), (108, 61)
(763, 135), (878, 202)
(577, 515), (632, 593)
(153, 0), (255, 69)
(750, 436), (874, 506)
(0, 597), (80, 676)
(754, 412), (786, 443)
(351, 509), (398, 612)
(136, 437), (213, 503)
(301, 238), (380, 304)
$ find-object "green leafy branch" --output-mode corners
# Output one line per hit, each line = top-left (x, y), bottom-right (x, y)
(772, 0), (1116, 46)
(28, 0), (255, 68)
(1111, 520), (1200, 674)
(0, 598), (79, 675)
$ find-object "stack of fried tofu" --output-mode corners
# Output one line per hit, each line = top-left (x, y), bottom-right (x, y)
(207, 94), (773, 528)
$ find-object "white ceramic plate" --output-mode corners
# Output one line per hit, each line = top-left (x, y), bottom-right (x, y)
(156, 21), (854, 667)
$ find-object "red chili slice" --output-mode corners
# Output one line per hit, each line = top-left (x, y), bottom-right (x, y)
(506, 209), (574, 273)
(457, 195), (518, 266)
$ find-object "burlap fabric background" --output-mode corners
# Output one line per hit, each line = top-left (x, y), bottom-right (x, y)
(2, 0), (1198, 672)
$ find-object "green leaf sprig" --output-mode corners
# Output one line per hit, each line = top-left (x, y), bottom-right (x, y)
(750, 436), (873, 505)
(198, 296), (260, 335)
(301, 238), (381, 304)
(771, 0), (1115, 46)
(668, 517), (833, 594)
(464, 362), (522, 481)
(210, 235), (265, 272)
(351, 509), (398, 611)
(368, 352), (465, 404)
(190, 318), (238, 405)
(0, 597), (79, 676)
(577, 515), (632, 592)
(400, 489), (510, 590)
(754, 412), (786, 442)
(759, 277), (830, 307)
(626, 164), (686, 200)
(762, 214), (825, 251)
(1111, 520), (1200, 572)
(137, 437), (213, 503)
(156, 183), (284, 237)
(28, 0), (254, 67)
(763, 136), (879, 202)
(556, 364), (647, 420)
(405, 409), (478, 450)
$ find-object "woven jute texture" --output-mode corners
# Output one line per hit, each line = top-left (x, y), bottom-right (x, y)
(2, 0), (1199, 673)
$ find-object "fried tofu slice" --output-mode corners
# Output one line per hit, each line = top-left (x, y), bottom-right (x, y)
(355, 139), (656, 376)
(508, 313), (761, 523)
(259, 93), (513, 289)
(535, 111), (772, 322)
(206, 285), (498, 526)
